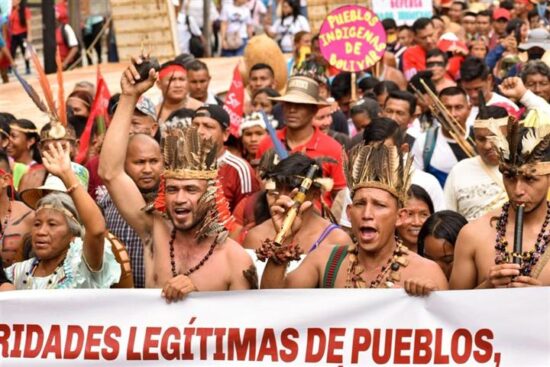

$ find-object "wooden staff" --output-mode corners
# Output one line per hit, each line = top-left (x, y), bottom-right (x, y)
(351, 72), (357, 102)
(274, 164), (319, 244)
(513, 204), (525, 265)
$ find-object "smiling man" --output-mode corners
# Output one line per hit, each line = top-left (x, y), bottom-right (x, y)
(260, 142), (448, 296)
(444, 106), (509, 221)
(451, 118), (550, 289)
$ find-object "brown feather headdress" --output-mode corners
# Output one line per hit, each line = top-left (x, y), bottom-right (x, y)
(487, 117), (550, 177)
(346, 143), (413, 205)
(153, 126), (235, 244)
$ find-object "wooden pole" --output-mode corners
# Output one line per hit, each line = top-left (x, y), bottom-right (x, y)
(203, 0), (211, 57)
(351, 72), (357, 101)
(42, 0), (56, 74)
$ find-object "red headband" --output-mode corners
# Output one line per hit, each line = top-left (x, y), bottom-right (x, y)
(159, 65), (186, 80)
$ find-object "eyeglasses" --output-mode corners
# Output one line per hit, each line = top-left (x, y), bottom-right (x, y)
(426, 61), (445, 68)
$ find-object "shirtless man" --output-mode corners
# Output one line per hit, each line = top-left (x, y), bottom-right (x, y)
(243, 153), (352, 253)
(0, 158), (33, 267)
(99, 58), (255, 300)
(450, 122), (550, 289)
(156, 61), (203, 124)
(260, 143), (448, 295)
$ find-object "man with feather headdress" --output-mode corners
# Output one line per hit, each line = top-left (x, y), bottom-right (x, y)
(260, 142), (448, 296)
(99, 57), (256, 301)
(451, 114), (550, 289)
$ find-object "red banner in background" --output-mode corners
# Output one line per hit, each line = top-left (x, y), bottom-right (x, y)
(223, 64), (244, 136)
(76, 66), (111, 164)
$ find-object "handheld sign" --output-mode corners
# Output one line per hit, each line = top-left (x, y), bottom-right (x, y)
(318, 5), (387, 73)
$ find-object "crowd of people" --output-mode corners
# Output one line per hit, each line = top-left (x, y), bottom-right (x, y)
(2, 0), (550, 303)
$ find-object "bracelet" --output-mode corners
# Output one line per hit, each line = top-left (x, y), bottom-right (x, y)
(66, 183), (81, 194)
(256, 239), (303, 265)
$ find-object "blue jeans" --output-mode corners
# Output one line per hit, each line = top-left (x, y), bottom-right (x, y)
(221, 38), (248, 57)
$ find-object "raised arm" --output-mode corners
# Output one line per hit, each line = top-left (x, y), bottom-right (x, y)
(43, 142), (106, 270)
(98, 58), (157, 239)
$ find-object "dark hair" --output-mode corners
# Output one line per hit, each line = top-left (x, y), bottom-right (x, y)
(477, 10), (492, 20)
(253, 191), (272, 225)
(528, 9), (541, 21)
(252, 87), (281, 100)
(439, 86), (468, 99)
(382, 18), (397, 30)
(362, 117), (403, 147)
(331, 72), (352, 101)
(107, 93), (121, 117)
(408, 184), (434, 215)
(426, 48), (448, 64)
(398, 25), (413, 33)
(373, 80), (399, 97)
(67, 90), (93, 116)
(451, 1), (466, 10)
(412, 18), (433, 34)
(476, 105), (508, 120)
(160, 60), (186, 71)
(18, 0), (27, 28)
(500, 0), (514, 11)
(282, 0), (300, 22)
(505, 18), (525, 36)
(357, 77), (380, 93)
(460, 56), (490, 82)
(386, 90), (417, 116)
(0, 112), (15, 137)
(417, 210), (468, 256)
(521, 60), (550, 83)
(408, 70), (437, 95)
(186, 59), (209, 72)
(165, 107), (196, 121)
(11, 119), (41, 164)
(351, 98), (381, 120)
(266, 153), (323, 190)
(250, 63), (275, 78)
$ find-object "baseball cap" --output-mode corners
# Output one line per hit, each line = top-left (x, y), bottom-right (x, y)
(195, 104), (230, 129)
(135, 96), (157, 121)
(493, 8), (511, 21)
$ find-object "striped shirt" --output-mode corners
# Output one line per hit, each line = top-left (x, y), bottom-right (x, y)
(218, 150), (260, 212)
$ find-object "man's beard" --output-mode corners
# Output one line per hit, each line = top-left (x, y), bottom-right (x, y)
(168, 209), (206, 234)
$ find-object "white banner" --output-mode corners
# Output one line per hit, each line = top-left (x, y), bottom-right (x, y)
(372, 0), (433, 26)
(1, 288), (549, 366)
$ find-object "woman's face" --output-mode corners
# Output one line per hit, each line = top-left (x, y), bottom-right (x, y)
(67, 97), (90, 118)
(241, 125), (266, 157)
(7, 130), (33, 161)
(252, 92), (274, 114)
(32, 209), (73, 261)
(423, 235), (454, 280)
(282, 1), (292, 16)
(470, 41), (487, 59)
(397, 197), (431, 249)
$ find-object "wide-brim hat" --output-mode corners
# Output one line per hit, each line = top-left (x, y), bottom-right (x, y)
(20, 163), (89, 209)
(269, 76), (330, 106)
(519, 28), (550, 51)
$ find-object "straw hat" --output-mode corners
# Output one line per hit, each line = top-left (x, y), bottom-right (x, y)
(20, 163), (89, 209)
(269, 76), (330, 106)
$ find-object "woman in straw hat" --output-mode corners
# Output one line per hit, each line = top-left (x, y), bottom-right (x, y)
(3, 142), (120, 289)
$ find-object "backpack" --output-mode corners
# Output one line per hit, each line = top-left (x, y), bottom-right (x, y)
(186, 16), (204, 57)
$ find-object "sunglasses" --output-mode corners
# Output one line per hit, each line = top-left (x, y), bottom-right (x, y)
(426, 61), (445, 68)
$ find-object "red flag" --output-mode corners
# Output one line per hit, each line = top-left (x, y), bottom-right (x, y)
(223, 64), (244, 136)
(76, 66), (111, 164)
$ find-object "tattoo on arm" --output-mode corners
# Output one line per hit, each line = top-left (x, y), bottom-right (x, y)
(243, 265), (259, 290)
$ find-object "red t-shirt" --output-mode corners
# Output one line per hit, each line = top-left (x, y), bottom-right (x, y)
(402, 45), (427, 81)
(218, 150), (260, 213)
(256, 127), (347, 206)
(9, 7), (31, 36)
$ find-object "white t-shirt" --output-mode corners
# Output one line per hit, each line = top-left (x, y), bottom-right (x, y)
(411, 127), (466, 175)
(220, 3), (253, 39)
(177, 0), (220, 28)
(62, 24), (79, 48)
(248, 0), (267, 28)
(466, 92), (519, 130)
(270, 15), (310, 53)
(444, 156), (506, 221)
(176, 13), (202, 54)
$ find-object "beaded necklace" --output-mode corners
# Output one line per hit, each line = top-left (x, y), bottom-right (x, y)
(169, 229), (217, 277)
(494, 202), (550, 276)
(0, 201), (12, 242)
(345, 237), (409, 288)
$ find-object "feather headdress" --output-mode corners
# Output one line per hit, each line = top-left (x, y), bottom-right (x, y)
(14, 46), (68, 141)
(488, 113), (550, 177)
(154, 126), (235, 244)
(346, 143), (413, 205)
